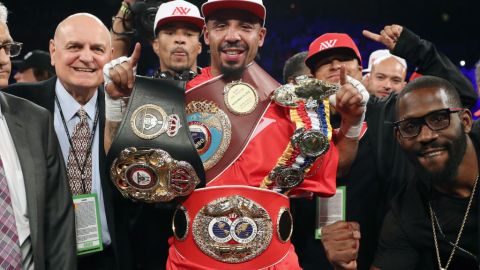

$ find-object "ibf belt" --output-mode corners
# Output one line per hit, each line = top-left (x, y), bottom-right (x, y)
(172, 186), (293, 269)
(107, 76), (205, 202)
(186, 62), (280, 182)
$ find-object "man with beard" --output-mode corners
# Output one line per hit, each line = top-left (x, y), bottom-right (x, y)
(297, 25), (477, 270)
(105, 0), (367, 269)
(110, 0), (203, 81)
(323, 76), (479, 269)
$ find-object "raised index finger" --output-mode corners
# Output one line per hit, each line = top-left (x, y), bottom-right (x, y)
(130, 42), (142, 67)
(362, 30), (382, 42)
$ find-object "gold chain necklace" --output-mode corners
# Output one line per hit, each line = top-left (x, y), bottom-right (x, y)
(429, 174), (478, 270)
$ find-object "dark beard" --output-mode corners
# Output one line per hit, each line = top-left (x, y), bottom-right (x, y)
(220, 65), (245, 80)
(412, 130), (467, 187)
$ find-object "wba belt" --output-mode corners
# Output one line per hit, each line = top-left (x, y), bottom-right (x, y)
(172, 185), (293, 269)
(186, 62), (280, 182)
(107, 76), (205, 202)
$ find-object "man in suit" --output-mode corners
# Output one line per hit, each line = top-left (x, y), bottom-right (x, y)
(0, 2), (76, 269)
(3, 13), (132, 270)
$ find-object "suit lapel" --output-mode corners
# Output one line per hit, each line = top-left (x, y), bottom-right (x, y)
(0, 94), (39, 248)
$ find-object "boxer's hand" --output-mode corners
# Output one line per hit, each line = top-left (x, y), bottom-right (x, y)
(362, 24), (403, 51)
(104, 42), (141, 99)
(333, 67), (368, 138)
(321, 221), (361, 270)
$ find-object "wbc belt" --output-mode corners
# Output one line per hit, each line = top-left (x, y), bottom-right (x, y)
(186, 62), (280, 182)
(172, 186), (293, 269)
(107, 76), (205, 202)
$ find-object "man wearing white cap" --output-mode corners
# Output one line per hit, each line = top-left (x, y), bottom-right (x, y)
(363, 49), (407, 97)
(110, 0), (204, 81)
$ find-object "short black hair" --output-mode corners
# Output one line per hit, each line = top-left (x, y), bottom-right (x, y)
(282, 51), (308, 83)
(396, 75), (462, 117)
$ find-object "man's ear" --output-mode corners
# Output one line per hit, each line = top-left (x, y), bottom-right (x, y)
(461, 109), (473, 134)
(394, 127), (404, 145)
(152, 38), (160, 55)
(257, 27), (267, 48)
(49, 39), (56, 66)
(203, 26), (210, 46)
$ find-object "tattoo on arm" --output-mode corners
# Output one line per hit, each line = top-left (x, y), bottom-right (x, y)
(105, 120), (122, 154)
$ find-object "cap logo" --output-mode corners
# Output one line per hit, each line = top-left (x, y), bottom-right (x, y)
(172, 6), (191, 16)
(318, 39), (338, 51)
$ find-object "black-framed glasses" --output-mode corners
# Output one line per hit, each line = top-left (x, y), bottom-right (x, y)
(0, 42), (23, 57)
(394, 108), (464, 138)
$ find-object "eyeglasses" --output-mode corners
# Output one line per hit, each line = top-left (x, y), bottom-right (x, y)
(0, 42), (23, 57)
(394, 108), (464, 138)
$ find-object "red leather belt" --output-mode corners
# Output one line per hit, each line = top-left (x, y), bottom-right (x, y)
(172, 185), (293, 269)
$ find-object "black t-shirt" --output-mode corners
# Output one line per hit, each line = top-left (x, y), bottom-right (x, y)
(373, 132), (480, 270)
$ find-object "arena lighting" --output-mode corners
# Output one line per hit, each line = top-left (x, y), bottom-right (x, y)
(460, 60), (466, 67)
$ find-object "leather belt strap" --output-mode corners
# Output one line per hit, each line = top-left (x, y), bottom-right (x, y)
(186, 62), (280, 182)
(107, 76), (206, 192)
(173, 185), (292, 269)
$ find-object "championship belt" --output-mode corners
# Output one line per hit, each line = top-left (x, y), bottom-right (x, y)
(172, 186), (293, 269)
(186, 62), (280, 181)
(107, 76), (205, 203)
(263, 78), (338, 192)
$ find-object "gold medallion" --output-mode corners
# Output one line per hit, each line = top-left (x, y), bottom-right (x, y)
(223, 81), (259, 115)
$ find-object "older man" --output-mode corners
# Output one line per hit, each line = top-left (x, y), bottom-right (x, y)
(0, 2), (76, 269)
(4, 13), (132, 270)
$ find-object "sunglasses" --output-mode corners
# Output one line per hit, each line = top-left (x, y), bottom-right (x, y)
(394, 108), (464, 138)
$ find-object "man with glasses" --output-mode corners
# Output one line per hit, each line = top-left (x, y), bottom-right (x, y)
(326, 76), (479, 269)
(382, 77), (478, 270)
(0, 34), (21, 87)
(0, 2), (76, 269)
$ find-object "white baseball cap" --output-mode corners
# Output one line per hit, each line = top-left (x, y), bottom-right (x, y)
(363, 49), (407, 73)
(153, 0), (205, 35)
(201, 0), (266, 25)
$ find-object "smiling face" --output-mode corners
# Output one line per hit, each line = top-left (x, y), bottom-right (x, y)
(0, 22), (12, 88)
(153, 22), (202, 74)
(204, 9), (266, 78)
(50, 14), (111, 96)
(396, 86), (471, 184)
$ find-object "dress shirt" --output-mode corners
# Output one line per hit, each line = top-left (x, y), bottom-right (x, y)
(54, 80), (111, 245)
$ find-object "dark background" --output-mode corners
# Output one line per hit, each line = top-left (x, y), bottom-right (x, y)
(4, 0), (480, 86)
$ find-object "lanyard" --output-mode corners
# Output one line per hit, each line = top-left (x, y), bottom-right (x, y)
(55, 95), (99, 194)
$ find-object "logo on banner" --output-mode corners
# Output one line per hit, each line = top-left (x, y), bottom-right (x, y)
(319, 39), (338, 51)
(172, 7), (191, 15)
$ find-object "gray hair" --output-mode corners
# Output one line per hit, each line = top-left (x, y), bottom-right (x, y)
(0, 2), (7, 24)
